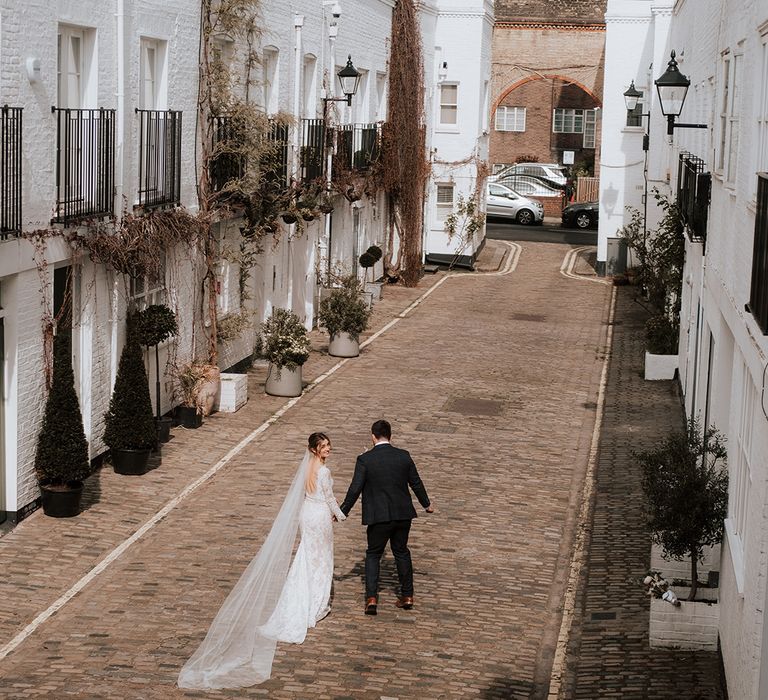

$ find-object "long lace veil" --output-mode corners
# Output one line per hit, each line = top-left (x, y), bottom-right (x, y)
(177, 450), (311, 689)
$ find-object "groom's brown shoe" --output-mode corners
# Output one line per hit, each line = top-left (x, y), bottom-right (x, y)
(395, 596), (414, 610)
(365, 597), (378, 615)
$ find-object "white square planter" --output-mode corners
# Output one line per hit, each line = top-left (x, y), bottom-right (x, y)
(644, 351), (677, 380)
(216, 373), (248, 413)
(649, 594), (719, 650)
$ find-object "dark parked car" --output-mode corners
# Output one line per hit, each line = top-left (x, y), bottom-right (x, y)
(562, 201), (598, 229)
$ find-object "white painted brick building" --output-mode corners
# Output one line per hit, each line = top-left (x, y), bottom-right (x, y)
(0, 0), (491, 526)
(600, 1), (768, 695)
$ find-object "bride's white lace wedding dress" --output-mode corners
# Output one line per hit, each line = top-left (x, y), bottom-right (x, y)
(260, 466), (346, 643)
(177, 456), (346, 690)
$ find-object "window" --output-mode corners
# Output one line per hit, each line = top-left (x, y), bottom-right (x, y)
(553, 108), (584, 134)
(717, 52), (742, 181)
(140, 39), (158, 109)
(439, 84), (458, 126)
(263, 47), (279, 114)
(583, 109), (597, 149)
(58, 26), (85, 108)
(756, 38), (768, 198)
(355, 69), (369, 123)
(727, 362), (756, 588)
(626, 90), (644, 127)
(495, 106), (526, 132)
(375, 72), (387, 121)
(436, 183), (454, 220)
(302, 54), (316, 118)
(130, 255), (166, 310)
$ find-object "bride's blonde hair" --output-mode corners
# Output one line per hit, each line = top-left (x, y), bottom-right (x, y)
(306, 432), (330, 493)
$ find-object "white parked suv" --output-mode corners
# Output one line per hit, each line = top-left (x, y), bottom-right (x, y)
(492, 163), (567, 189)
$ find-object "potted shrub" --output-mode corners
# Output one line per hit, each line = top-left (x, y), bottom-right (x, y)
(360, 245), (384, 300)
(34, 333), (91, 517)
(132, 304), (178, 443)
(318, 274), (371, 358)
(637, 419), (728, 596)
(175, 362), (220, 428)
(104, 334), (158, 475)
(257, 308), (311, 397)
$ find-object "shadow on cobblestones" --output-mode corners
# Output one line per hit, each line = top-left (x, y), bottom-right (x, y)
(479, 677), (535, 699)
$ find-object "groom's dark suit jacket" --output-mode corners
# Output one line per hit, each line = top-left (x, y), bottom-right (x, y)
(340, 443), (431, 525)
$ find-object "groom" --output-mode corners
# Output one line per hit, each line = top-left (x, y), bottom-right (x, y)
(340, 419), (433, 615)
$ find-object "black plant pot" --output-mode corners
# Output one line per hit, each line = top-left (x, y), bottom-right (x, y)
(40, 481), (84, 518)
(111, 448), (151, 476)
(281, 213), (297, 224)
(156, 417), (173, 443)
(319, 205), (334, 214)
(302, 213), (315, 222)
(175, 405), (203, 429)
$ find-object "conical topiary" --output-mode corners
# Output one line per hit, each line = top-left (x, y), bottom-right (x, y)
(34, 333), (90, 486)
(104, 334), (157, 451)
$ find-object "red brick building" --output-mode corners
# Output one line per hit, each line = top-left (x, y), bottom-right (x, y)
(491, 1), (607, 184)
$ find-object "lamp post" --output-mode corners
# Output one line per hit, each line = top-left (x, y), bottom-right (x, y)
(323, 55), (361, 114)
(654, 51), (707, 136)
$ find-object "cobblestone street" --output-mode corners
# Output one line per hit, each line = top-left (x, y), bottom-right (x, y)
(0, 240), (722, 699)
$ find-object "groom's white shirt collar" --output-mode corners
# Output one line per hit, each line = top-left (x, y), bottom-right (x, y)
(373, 440), (390, 447)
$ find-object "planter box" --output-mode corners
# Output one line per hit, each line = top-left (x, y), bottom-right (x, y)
(650, 592), (719, 650)
(365, 281), (384, 301)
(644, 351), (677, 380)
(651, 543), (721, 583)
(216, 373), (248, 413)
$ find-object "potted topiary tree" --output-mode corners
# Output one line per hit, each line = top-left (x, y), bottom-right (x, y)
(34, 333), (91, 517)
(636, 418), (728, 601)
(103, 332), (158, 475)
(360, 245), (384, 300)
(257, 308), (311, 397)
(318, 274), (371, 358)
(132, 304), (178, 443)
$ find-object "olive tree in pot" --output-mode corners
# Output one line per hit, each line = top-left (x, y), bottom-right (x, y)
(257, 308), (311, 397)
(318, 274), (371, 358)
(104, 333), (158, 475)
(34, 333), (91, 517)
(636, 418), (728, 601)
(132, 304), (178, 443)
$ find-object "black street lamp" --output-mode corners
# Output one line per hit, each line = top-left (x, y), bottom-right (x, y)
(654, 51), (707, 136)
(324, 55), (361, 108)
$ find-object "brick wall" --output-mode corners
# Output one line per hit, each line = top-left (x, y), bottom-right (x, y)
(495, 0), (606, 23)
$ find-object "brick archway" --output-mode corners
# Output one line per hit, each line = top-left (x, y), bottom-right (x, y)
(492, 74), (602, 114)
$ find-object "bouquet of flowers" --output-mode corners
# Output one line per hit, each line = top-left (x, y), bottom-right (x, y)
(643, 571), (681, 606)
(257, 308), (311, 371)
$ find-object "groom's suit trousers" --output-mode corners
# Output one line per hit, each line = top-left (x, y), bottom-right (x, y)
(365, 519), (413, 599)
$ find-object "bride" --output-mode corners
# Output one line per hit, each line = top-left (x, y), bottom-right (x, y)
(178, 432), (346, 689)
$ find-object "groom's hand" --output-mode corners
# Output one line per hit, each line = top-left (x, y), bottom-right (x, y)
(425, 504), (434, 513)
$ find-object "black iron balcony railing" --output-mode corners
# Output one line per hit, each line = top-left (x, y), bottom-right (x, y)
(136, 109), (182, 209)
(677, 152), (711, 245)
(52, 107), (115, 224)
(210, 117), (289, 196)
(1, 106), (22, 239)
(749, 173), (768, 334)
(210, 115), (245, 193)
(335, 123), (380, 173)
(300, 119), (326, 182)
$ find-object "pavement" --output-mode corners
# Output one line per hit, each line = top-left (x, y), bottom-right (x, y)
(0, 239), (724, 699)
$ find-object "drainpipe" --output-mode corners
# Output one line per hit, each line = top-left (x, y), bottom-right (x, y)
(112, 0), (126, 387)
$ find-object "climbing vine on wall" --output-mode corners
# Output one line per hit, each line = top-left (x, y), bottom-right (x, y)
(382, 0), (428, 287)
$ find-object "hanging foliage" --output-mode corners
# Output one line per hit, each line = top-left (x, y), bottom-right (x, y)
(382, 0), (427, 287)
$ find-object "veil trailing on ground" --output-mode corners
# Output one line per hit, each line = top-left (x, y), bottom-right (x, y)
(177, 451), (311, 689)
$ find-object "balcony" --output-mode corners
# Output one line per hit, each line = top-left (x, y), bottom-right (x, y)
(749, 173), (768, 334)
(136, 109), (182, 210)
(300, 119), (326, 182)
(335, 123), (380, 173)
(1, 106), (22, 239)
(52, 107), (115, 224)
(210, 117), (289, 194)
(677, 152), (711, 246)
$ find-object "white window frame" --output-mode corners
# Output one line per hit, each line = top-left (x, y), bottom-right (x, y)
(726, 53), (742, 183)
(553, 108), (584, 134)
(495, 106), (526, 132)
(583, 109), (597, 149)
(355, 69), (369, 124)
(302, 54), (317, 118)
(263, 47), (279, 115)
(439, 83), (458, 127)
(436, 183), (454, 220)
(375, 72), (387, 122)
(755, 36), (768, 200)
(725, 361), (756, 593)
(718, 54), (731, 174)
(58, 25), (86, 108)
(129, 255), (167, 310)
